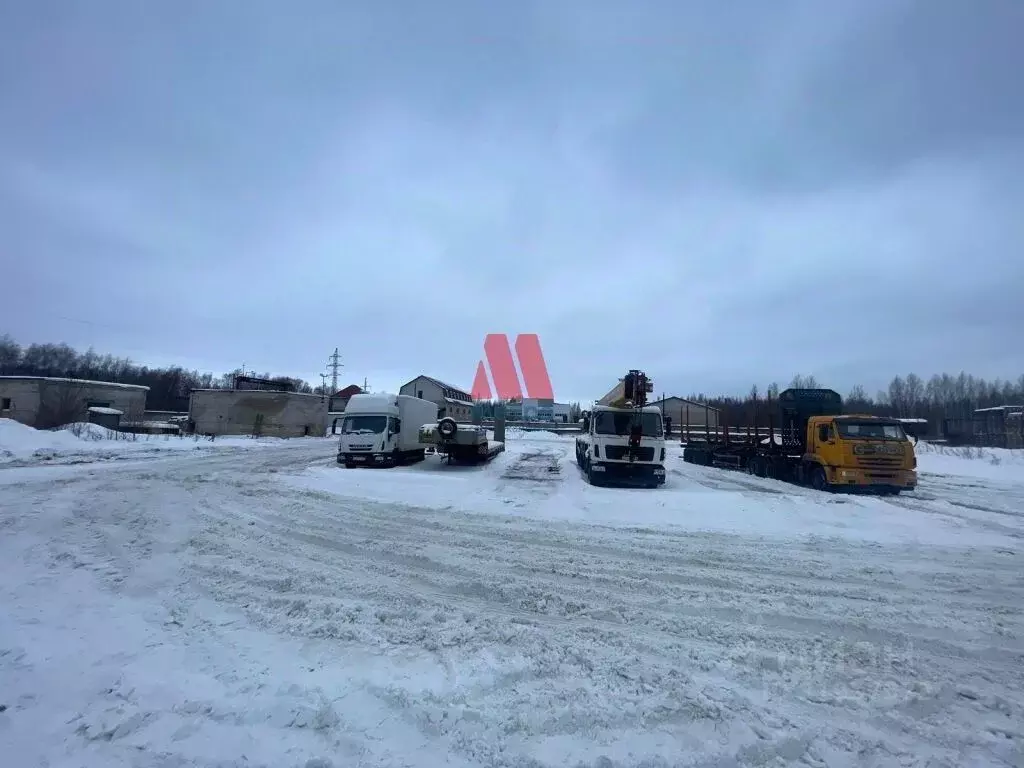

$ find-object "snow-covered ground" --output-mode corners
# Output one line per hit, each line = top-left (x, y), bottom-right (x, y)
(0, 417), (321, 466)
(1, 427), (1022, 767)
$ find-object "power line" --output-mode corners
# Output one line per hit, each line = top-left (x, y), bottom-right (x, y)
(327, 348), (343, 392)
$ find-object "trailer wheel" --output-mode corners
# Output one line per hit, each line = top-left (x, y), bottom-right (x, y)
(810, 467), (830, 492)
(438, 417), (458, 439)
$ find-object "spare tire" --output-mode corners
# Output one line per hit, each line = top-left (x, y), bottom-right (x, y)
(437, 417), (458, 439)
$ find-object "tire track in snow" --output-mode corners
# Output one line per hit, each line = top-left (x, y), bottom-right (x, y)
(11, 440), (1023, 767)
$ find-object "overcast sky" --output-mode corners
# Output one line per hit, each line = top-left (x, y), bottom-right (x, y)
(2, 0), (1022, 403)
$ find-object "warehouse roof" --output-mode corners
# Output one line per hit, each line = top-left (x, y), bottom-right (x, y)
(0, 375), (149, 391)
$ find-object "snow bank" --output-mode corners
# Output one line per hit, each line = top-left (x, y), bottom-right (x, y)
(0, 418), (93, 460)
(0, 418), (333, 465)
(916, 440), (1024, 481)
(500, 426), (573, 442)
(61, 421), (118, 441)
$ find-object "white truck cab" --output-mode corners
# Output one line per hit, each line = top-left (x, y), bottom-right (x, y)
(575, 404), (666, 487)
(337, 393), (438, 468)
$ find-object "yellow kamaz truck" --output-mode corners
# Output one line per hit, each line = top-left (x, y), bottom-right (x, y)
(682, 388), (917, 495)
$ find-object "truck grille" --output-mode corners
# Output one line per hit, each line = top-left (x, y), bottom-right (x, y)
(856, 457), (902, 468)
(604, 445), (655, 461)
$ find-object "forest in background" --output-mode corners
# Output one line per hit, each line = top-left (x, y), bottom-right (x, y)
(1, 335), (1022, 425)
(0, 335), (317, 412)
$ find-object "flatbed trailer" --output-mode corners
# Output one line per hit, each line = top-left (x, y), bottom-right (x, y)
(683, 427), (804, 481)
(420, 419), (506, 465)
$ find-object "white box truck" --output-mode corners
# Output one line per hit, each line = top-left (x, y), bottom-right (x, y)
(337, 393), (439, 468)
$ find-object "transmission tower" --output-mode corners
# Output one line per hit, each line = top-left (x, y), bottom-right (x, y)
(327, 348), (343, 392)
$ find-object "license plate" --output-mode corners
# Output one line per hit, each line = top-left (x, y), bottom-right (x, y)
(352, 456), (366, 462)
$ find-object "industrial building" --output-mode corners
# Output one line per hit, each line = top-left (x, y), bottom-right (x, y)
(399, 375), (473, 422)
(943, 405), (1023, 449)
(648, 396), (720, 432)
(188, 376), (328, 437)
(0, 376), (149, 429)
(597, 379), (719, 433)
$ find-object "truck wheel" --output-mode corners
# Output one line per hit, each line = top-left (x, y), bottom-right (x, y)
(438, 417), (458, 439)
(810, 467), (830, 492)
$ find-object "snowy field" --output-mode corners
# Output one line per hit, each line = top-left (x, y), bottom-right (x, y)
(1, 421), (1022, 767)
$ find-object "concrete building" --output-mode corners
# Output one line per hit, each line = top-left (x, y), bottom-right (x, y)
(399, 375), (473, 422)
(188, 389), (329, 437)
(0, 376), (149, 428)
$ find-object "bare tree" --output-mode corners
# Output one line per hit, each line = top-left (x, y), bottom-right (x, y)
(0, 334), (21, 374)
(35, 380), (89, 429)
(790, 374), (820, 389)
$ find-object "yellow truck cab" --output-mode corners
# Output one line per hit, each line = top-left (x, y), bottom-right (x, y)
(803, 414), (917, 494)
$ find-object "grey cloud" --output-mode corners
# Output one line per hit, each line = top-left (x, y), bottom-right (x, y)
(0, 1), (1021, 402)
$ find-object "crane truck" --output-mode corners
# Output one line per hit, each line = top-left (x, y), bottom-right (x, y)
(682, 388), (917, 494)
(575, 369), (667, 487)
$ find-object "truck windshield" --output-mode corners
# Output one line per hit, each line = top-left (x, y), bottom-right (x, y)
(341, 415), (387, 435)
(594, 411), (662, 437)
(837, 421), (906, 440)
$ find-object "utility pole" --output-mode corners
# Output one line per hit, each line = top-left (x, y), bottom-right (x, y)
(327, 348), (343, 392)
(319, 373), (329, 400)
(363, 376), (370, 392)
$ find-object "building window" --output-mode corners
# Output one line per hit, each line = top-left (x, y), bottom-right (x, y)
(1, 398), (10, 410)
(417, 390), (423, 399)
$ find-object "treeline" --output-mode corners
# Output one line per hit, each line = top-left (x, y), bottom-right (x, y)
(684, 373), (1024, 430)
(3, 336), (1022, 428)
(0, 335), (317, 412)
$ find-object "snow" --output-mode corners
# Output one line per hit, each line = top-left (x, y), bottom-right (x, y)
(1, 430), (1023, 766)
(0, 418), (330, 466)
(916, 440), (1024, 482)
(87, 406), (123, 415)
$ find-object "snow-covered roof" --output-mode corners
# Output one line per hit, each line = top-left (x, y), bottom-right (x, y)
(974, 405), (1024, 413)
(190, 388), (325, 398)
(0, 376), (149, 391)
(87, 406), (123, 415)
